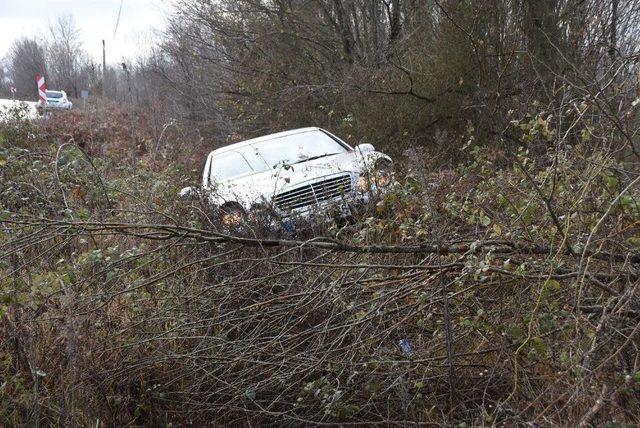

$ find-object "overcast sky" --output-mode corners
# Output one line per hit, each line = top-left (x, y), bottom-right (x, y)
(0, 0), (173, 63)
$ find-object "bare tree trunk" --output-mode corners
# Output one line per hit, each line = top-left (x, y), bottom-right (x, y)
(331, 0), (354, 63)
(610, 0), (618, 61)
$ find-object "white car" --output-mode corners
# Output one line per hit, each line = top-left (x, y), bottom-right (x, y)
(41, 90), (73, 110)
(190, 127), (393, 227)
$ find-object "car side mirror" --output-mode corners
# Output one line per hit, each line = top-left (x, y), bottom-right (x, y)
(355, 143), (375, 154)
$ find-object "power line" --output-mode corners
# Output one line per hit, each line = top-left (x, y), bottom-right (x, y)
(113, 0), (124, 39)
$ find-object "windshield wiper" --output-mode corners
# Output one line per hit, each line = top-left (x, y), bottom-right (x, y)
(293, 153), (339, 164)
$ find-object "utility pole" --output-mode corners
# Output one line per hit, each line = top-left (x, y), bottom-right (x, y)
(102, 39), (106, 98)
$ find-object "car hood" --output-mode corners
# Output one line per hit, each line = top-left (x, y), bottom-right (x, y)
(207, 150), (386, 209)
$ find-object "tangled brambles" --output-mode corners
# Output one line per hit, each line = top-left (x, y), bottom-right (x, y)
(2, 104), (640, 426)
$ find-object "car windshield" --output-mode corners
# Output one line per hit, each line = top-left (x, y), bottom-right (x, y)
(46, 91), (63, 99)
(250, 130), (348, 170)
(208, 130), (349, 182)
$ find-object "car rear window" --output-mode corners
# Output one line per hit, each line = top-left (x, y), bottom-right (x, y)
(45, 91), (63, 99)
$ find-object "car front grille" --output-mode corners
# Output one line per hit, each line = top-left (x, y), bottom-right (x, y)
(273, 174), (352, 212)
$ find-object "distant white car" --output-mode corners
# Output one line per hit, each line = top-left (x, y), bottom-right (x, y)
(187, 127), (393, 227)
(41, 90), (72, 110)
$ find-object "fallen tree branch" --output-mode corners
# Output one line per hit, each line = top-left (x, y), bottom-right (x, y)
(3, 217), (640, 266)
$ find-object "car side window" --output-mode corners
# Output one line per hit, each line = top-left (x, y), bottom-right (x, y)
(209, 151), (254, 181)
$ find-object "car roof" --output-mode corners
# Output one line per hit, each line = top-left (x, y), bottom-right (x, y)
(209, 127), (324, 156)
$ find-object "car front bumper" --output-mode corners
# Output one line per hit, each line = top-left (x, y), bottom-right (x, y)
(43, 103), (71, 110)
(270, 188), (386, 233)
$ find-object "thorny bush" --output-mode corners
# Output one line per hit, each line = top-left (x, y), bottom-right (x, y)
(1, 105), (640, 426)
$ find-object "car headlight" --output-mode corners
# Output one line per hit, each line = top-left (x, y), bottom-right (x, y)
(222, 211), (242, 225)
(221, 205), (245, 225)
(372, 165), (392, 187)
(357, 160), (393, 191)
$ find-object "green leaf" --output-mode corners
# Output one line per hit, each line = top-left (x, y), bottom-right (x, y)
(541, 279), (561, 299)
(604, 174), (618, 190)
(529, 337), (548, 358)
(522, 205), (535, 225)
(627, 237), (640, 247)
(492, 224), (502, 235)
(506, 324), (525, 342)
(245, 388), (256, 400)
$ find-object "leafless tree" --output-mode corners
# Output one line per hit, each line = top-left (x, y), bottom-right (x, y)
(47, 15), (87, 98)
(8, 38), (47, 100)
(0, 59), (11, 97)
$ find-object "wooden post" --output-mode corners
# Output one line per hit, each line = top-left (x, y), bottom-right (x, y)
(102, 40), (106, 98)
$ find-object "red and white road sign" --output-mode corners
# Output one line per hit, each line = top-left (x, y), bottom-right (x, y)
(36, 75), (47, 103)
